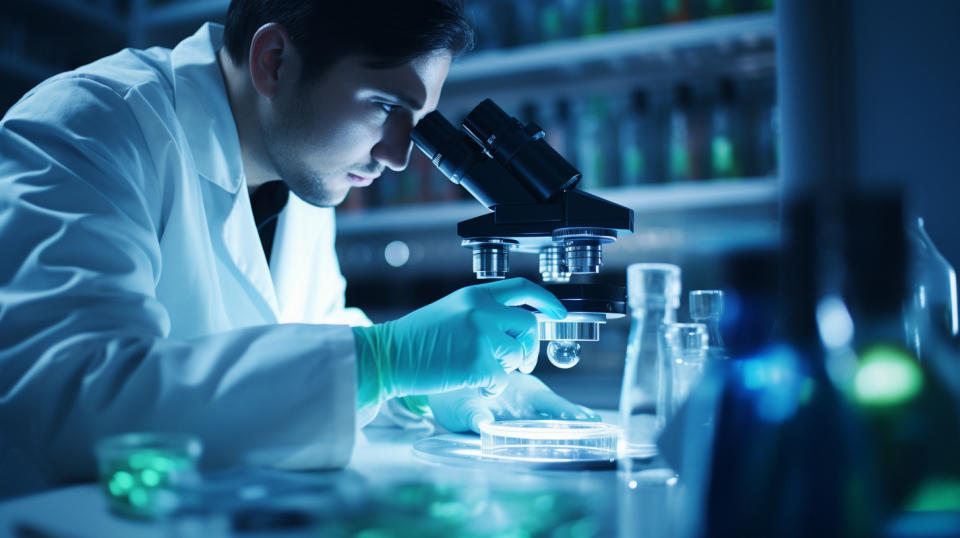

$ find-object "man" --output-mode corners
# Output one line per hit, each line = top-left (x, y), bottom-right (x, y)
(0, 0), (595, 498)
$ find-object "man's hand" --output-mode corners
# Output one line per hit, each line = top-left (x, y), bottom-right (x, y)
(352, 278), (566, 408)
(426, 372), (601, 433)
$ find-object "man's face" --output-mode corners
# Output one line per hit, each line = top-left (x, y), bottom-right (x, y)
(260, 52), (451, 207)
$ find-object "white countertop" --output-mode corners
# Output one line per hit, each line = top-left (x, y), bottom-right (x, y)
(0, 413), (679, 537)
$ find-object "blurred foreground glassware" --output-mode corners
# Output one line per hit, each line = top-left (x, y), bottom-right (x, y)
(665, 322), (708, 416)
(689, 289), (726, 360)
(905, 217), (959, 361)
(96, 432), (202, 520)
(620, 263), (681, 463)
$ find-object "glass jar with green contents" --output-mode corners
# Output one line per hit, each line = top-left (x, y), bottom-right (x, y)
(95, 432), (202, 520)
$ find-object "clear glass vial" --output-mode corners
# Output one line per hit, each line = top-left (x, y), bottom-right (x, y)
(665, 322), (709, 417)
(689, 289), (726, 360)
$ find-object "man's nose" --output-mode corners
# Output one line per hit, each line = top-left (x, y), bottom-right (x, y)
(372, 115), (414, 172)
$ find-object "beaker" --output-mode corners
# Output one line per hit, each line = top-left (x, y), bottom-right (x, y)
(619, 263), (681, 462)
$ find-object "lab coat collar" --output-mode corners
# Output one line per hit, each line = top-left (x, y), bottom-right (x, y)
(170, 23), (244, 193)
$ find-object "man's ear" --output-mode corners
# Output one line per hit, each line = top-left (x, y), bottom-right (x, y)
(248, 22), (295, 99)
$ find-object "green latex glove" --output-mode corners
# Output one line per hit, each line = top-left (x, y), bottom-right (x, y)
(352, 278), (566, 408)
(426, 372), (601, 433)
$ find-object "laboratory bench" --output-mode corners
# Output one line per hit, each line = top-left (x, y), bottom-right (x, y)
(0, 411), (682, 538)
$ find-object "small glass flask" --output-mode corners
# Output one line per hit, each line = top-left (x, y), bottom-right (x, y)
(664, 322), (708, 418)
(689, 289), (727, 360)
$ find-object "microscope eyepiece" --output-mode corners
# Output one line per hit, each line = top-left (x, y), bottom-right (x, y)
(463, 99), (580, 200)
(410, 112), (478, 185)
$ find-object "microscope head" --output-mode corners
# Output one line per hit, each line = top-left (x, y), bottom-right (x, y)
(412, 99), (634, 368)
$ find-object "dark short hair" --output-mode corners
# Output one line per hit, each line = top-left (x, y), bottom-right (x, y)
(223, 0), (474, 78)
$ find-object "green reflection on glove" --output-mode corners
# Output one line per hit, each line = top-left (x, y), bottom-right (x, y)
(353, 278), (566, 410)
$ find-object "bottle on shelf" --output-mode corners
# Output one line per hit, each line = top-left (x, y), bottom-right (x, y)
(662, 0), (692, 23)
(744, 76), (778, 177)
(535, 0), (580, 43)
(542, 98), (575, 159)
(506, 0), (539, 48)
(463, 0), (505, 51)
(667, 84), (698, 182)
(580, 0), (609, 36)
(615, 0), (663, 30)
(618, 89), (657, 186)
(574, 94), (618, 189)
(701, 0), (741, 17)
(708, 78), (743, 179)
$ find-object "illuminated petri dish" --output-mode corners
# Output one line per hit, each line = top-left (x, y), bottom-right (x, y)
(479, 420), (619, 462)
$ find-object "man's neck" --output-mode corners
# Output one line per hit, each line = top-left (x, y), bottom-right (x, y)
(217, 47), (277, 190)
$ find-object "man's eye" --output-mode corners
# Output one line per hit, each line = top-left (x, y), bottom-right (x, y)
(377, 102), (400, 114)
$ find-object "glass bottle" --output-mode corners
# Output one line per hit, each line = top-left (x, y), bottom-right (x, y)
(664, 322), (708, 415)
(905, 217), (959, 362)
(667, 84), (695, 182)
(709, 78), (742, 179)
(663, 0), (691, 23)
(619, 263), (681, 464)
(618, 89), (654, 186)
(689, 289), (726, 360)
(843, 196), (960, 516)
(574, 94), (616, 190)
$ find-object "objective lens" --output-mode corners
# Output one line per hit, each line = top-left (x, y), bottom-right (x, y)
(539, 246), (571, 283)
(463, 238), (517, 280)
(547, 341), (581, 368)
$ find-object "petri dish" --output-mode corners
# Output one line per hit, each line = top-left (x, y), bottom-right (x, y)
(479, 420), (619, 462)
(95, 432), (202, 519)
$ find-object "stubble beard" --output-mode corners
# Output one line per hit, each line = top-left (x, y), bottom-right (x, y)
(261, 94), (351, 208)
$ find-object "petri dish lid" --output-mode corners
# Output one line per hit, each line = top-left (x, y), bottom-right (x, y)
(479, 420), (619, 463)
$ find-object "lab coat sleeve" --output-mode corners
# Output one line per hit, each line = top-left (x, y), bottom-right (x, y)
(0, 76), (356, 492)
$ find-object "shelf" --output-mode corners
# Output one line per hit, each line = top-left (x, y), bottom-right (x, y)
(447, 12), (775, 83)
(593, 176), (777, 214)
(30, 0), (125, 33)
(143, 0), (228, 28)
(336, 177), (778, 235)
(0, 54), (59, 83)
(337, 199), (485, 235)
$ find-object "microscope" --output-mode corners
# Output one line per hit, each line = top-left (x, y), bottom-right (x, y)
(412, 99), (634, 368)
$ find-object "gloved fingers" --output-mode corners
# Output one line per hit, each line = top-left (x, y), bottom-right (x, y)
(427, 390), (496, 433)
(488, 329), (526, 372)
(529, 387), (601, 421)
(454, 398), (496, 433)
(480, 278), (567, 319)
(491, 307), (540, 363)
(479, 365), (511, 398)
(518, 340), (540, 374)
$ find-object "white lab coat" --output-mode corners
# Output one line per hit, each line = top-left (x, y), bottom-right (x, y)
(0, 24), (377, 498)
